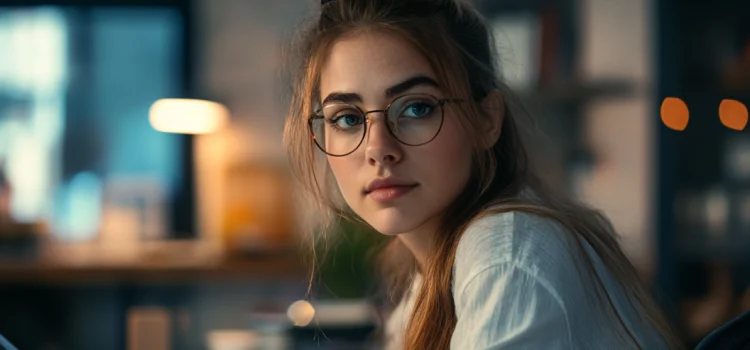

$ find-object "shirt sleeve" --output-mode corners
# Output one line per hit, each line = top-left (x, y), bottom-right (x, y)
(450, 263), (573, 349)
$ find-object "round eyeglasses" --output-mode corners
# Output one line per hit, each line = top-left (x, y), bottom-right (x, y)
(308, 93), (463, 157)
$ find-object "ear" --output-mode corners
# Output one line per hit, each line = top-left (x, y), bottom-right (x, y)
(479, 89), (505, 148)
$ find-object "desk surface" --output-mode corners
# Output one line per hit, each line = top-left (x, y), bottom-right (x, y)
(0, 256), (305, 285)
(0, 239), (306, 285)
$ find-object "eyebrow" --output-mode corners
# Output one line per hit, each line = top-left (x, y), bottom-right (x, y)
(385, 75), (440, 98)
(320, 75), (441, 105)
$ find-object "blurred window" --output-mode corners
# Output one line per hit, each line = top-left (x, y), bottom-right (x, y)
(0, 6), (188, 239)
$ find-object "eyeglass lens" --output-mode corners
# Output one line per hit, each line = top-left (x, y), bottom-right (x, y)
(310, 94), (444, 156)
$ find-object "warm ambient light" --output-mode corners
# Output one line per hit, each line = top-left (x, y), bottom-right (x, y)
(287, 300), (315, 327)
(149, 98), (229, 134)
(660, 97), (689, 131)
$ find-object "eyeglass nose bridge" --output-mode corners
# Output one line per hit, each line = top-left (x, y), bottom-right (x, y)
(363, 109), (387, 117)
(361, 109), (398, 135)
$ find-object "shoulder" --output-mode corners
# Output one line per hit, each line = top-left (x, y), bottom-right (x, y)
(452, 210), (579, 297)
(450, 210), (671, 349)
(450, 211), (577, 348)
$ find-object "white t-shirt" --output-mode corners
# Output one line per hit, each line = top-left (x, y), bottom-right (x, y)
(385, 211), (670, 350)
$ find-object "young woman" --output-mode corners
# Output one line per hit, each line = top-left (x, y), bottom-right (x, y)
(283, 0), (682, 349)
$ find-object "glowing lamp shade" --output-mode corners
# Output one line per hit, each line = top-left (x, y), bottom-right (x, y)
(149, 98), (229, 134)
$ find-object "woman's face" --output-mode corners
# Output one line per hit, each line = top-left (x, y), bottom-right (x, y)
(318, 31), (474, 235)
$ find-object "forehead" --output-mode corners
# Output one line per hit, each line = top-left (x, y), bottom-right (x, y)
(319, 31), (437, 99)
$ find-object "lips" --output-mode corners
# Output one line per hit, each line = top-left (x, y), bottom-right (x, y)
(364, 177), (418, 203)
(364, 177), (418, 194)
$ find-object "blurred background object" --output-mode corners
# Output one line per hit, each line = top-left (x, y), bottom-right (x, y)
(657, 0), (750, 346)
(0, 0), (747, 349)
(127, 307), (172, 350)
(0, 1), (307, 349)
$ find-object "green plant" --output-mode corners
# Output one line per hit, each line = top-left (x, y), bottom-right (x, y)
(314, 217), (388, 299)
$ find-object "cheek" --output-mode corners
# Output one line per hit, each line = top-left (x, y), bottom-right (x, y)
(418, 117), (473, 186)
(327, 156), (360, 198)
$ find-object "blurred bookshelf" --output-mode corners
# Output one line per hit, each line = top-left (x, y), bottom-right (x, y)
(476, 0), (639, 198)
(655, 0), (750, 345)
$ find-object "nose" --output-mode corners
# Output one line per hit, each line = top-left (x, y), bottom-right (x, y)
(364, 114), (403, 166)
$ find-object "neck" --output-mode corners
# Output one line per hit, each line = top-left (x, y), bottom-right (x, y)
(397, 217), (439, 270)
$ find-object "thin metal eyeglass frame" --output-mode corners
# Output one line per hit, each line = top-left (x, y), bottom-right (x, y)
(307, 93), (463, 157)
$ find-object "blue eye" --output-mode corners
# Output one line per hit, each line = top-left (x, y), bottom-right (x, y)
(401, 102), (434, 118)
(330, 114), (363, 130)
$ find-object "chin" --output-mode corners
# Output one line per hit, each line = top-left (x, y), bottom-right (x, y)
(357, 205), (428, 235)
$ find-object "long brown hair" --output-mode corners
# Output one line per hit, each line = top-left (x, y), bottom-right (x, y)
(283, 0), (682, 349)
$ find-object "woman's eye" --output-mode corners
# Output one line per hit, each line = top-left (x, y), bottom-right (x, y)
(331, 114), (363, 129)
(401, 102), (434, 118)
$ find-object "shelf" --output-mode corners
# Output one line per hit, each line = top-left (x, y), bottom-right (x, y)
(515, 79), (638, 105)
(678, 236), (750, 263)
(680, 85), (750, 101)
